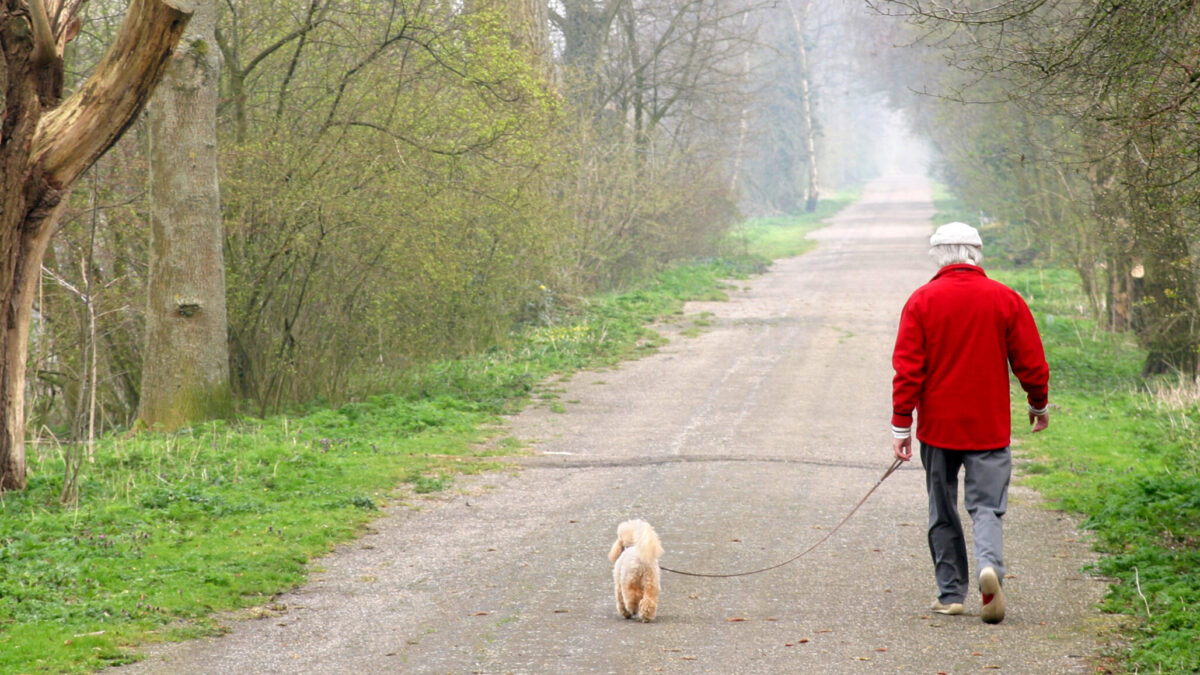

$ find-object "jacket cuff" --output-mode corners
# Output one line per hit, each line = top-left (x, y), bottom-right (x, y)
(891, 412), (913, 428)
(891, 425), (911, 439)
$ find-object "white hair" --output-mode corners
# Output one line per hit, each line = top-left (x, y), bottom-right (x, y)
(930, 243), (983, 268)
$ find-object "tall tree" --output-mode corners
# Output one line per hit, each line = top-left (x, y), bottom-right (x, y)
(0, 0), (192, 490)
(138, 0), (231, 431)
(785, 0), (818, 211)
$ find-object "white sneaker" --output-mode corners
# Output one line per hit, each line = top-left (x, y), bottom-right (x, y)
(930, 599), (963, 615)
(980, 566), (1006, 624)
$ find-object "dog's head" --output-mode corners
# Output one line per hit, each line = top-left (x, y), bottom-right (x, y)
(608, 519), (649, 562)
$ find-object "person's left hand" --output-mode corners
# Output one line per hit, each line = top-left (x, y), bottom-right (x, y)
(1029, 411), (1049, 433)
(893, 436), (913, 461)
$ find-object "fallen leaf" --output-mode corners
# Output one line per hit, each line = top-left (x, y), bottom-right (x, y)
(681, 656), (697, 661)
(816, 629), (833, 633)
(798, 638), (810, 644)
(727, 617), (749, 622)
(553, 609), (569, 614)
(856, 656), (871, 661)
(471, 611), (490, 616)
(972, 651), (984, 656)
(875, 647), (888, 652)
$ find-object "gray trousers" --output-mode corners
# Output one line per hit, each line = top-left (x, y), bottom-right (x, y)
(920, 443), (1011, 604)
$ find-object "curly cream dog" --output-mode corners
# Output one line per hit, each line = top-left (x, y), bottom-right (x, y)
(607, 519), (663, 622)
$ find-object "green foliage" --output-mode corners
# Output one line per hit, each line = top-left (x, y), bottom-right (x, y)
(41, 0), (766, 440)
(992, 266), (1200, 672)
(219, 4), (569, 411)
(1, 255), (746, 673)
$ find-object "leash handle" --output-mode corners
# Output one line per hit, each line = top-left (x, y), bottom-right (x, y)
(660, 458), (905, 578)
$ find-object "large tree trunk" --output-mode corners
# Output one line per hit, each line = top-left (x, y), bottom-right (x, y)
(0, 0), (192, 490)
(138, 0), (232, 431)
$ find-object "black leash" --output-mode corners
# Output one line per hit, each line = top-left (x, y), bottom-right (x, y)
(659, 458), (905, 578)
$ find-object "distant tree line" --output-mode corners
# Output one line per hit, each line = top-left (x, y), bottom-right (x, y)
(869, 0), (1200, 378)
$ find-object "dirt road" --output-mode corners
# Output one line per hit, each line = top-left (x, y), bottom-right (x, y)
(120, 175), (1109, 674)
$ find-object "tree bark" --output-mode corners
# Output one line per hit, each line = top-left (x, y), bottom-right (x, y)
(138, 0), (232, 431)
(0, 0), (192, 490)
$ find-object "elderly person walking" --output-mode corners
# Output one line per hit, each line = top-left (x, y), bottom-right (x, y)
(890, 221), (1050, 624)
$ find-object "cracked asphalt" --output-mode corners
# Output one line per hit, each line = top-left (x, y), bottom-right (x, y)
(116, 174), (1113, 674)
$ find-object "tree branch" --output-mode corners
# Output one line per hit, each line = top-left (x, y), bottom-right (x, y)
(32, 0), (193, 189)
(27, 0), (57, 65)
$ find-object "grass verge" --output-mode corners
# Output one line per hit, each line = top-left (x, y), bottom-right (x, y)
(0, 198), (847, 673)
(972, 268), (1196, 672)
(726, 191), (859, 260)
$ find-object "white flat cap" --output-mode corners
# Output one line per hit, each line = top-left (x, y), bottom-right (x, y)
(930, 221), (982, 247)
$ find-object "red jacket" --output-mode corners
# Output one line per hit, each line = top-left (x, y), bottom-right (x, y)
(892, 264), (1049, 450)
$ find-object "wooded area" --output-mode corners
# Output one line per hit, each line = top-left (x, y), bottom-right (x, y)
(4, 0), (1199, 491)
(3, 0), (897, 490)
(869, 0), (1200, 378)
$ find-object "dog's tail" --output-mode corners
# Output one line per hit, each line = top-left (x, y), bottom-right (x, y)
(634, 521), (663, 564)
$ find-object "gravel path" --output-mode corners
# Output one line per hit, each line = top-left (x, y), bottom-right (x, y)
(117, 174), (1111, 674)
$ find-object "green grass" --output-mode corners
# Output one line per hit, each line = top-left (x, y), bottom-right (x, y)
(0, 256), (769, 673)
(1, 400), (495, 672)
(991, 262), (1200, 672)
(726, 191), (859, 260)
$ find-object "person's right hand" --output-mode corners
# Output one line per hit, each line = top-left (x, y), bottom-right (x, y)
(893, 436), (913, 462)
(1030, 411), (1049, 433)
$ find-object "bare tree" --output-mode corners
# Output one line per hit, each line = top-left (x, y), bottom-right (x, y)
(0, 0), (192, 490)
(785, 0), (818, 211)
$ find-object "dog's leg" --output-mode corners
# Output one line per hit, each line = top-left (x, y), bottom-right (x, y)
(638, 583), (658, 622)
(624, 583), (644, 620)
(615, 584), (633, 619)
